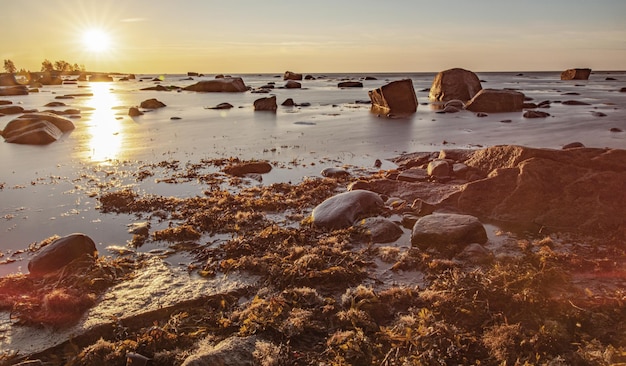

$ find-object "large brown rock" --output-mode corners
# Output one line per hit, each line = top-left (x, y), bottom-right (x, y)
(89, 74), (114, 82)
(283, 71), (303, 80)
(0, 85), (28, 96)
(253, 96), (277, 111)
(0, 73), (19, 86)
(429, 68), (482, 102)
(561, 68), (591, 80)
(28, 233), (98, 276)
(312, 190), (384, 229)
(464, 89), (525, 113)
(184, 77), (247, 92)
(0, 105), (25, 114)
(451, 145), (626, 236)
(411, 213), (488, 256)
(2, 121), (63, 144)
(368, 79), (418, 114)
(140, 98), (166, 109)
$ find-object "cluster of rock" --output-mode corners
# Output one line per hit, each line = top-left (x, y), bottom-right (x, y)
(310, 144), (625, 261)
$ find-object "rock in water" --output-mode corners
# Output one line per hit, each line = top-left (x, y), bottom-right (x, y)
(223, 161), (272, 176)
(283, 71), (303, 80)
(140, 98), (166, 109)
(561, 68), (591, 80)
(368, 79), (418, 115)
(89, 74), (113, 82)
(338, 81), (363, 88)
(184, 77), (248, 92)
(411, 213), (488, 256)
(429, 68), (483, 102)
(128, 107), (143, 116)
(357, 217), (404, 243)
(285, 80), (302, 89)
(0, 85), (29, 96)
(28, 233), (98, 276)
(254, 96), (277, 111)
(465, 89), (525, 113)
(3, 121), (63, 144)
(0, 73), (19, 86)
(312, 190), (384, 229)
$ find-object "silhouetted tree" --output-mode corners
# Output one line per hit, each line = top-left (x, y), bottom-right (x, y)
(3, 59), (16, 73)
(41, 59), (54, 72)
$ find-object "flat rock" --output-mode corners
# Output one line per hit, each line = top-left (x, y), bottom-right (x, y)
(561, 68), (591, 80)
(338, 81), (363, 88)
(0, 105), (24, 114)
(411, 213), (488, 256)
(3, 120), (63, 144)
(465, 89), (525, 113)
(0, 85), (29, 96)
(0, 258), (255, 360)
(397, 168), (429, 182)
(453, 145), (626, 236)
(312, 190), (384, 229)
(184, 78), (247, 92)
(223, 161), (272, 176)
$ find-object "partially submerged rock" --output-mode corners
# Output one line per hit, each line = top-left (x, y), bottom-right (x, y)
(411, 213), (488, 256)
(357, 217), (404, 243)
(285, 80), (302, 89)
(465, 89), (525, 113)
(561, 68), (591, 80)
(254, 96), (277, 111)
(0, 85), (28, 96)
(184, 77), (248, 92)
(223, 161), (273, 176)
(139, 98), (166, 109)
(128, 107), (143, 116)
(338, 81), (363, 88)
(28, 233), (98, 276)
(283, 71), (303, 80)
(89, 74), (113, 82)
(312, 190), (384, 229)
(2, 112), (75, 144)
(429, 68), (482, 102)
(368, 79), (418, 115)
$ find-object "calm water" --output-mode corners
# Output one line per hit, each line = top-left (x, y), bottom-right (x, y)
(1, 71), (625, 274)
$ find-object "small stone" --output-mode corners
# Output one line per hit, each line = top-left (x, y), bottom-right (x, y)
(610, 127), (623, 133)
(356, 217), (404, 243)
(523, 110), (550, 118)
(427, 160), (450, 178)
(321, 167), (350, 178)
(129, 107), (143, 116)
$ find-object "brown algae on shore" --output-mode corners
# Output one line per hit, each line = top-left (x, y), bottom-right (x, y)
(1, 157), (625, 365)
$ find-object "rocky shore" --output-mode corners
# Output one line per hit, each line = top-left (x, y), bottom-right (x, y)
(1, 143), (625, 365)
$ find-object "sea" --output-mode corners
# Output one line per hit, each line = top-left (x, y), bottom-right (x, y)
(1, 71), (625, 275)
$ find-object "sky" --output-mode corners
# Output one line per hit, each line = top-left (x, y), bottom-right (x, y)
(2, 0), (625, 74)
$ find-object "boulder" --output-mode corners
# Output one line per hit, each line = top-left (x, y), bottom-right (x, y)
(453, 145), (626, 236)
(285, 80), (302, 89)
(223, 161), (272, 176)
(312, 190), (384, 229)
(253, 96), (277, 111)
(3, 112), (75, 137)
(206, 102), (234, 110)
(281, 98), (295, 106)
(37, 72), (63, 85)
(184, 77), (247, 92)
(0, 85), (29, 96)
(368, 79), (418, 114)
(128, 107), (143, 117)
(284, 71), (303, 80)
(28, 233), (98, 276)
(140, 98), (166, 109)
(338, 81), (363, 88)
(2, 121), (63, 144)
(357, 217), (404, 243)
(561, 68), (591, 80)
(0, 73), (19, 86)
(428, 68), (482, 102)
(464, 89), (525, 113)
(321, 167), (350, 178)
(411, 213), (488, 256)
(427, 160), (451, 178)
(0, 105), (24, 114)
(523, 110), (550, 118)
(187, 72), (199, 77)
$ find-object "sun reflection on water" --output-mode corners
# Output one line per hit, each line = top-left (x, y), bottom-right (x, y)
(83, 82), (123, 164)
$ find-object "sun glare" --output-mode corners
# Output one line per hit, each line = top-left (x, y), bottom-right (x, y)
(82, 29), (111, 53)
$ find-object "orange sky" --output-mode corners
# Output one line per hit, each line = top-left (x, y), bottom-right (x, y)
(2, 0), (626, 74)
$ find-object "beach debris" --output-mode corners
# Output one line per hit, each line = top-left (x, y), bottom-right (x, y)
(560, 68), (591, 80)
(2, 112), (75, 144)
(128, 106), (143, 116)
(523, 110), (550, 118)
(140, 98), (166, 109)
(429, 67), (483, 102)
(223, 160), (273, 176)
(368, 79), (418, 115)
(338, 81), (363, 88)
(184, 77), (248, 92)
(283, 70), (303, 80)
(253, 95), (277, 111)
(411, 213), (488, 256)
(28, 233), (98, 276)
(312, 190), (384, 229)
(465, 88), (525, 113)
(284, 80), (302, 88)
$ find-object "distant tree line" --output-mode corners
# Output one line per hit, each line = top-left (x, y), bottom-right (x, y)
(3, 59), (86, 74)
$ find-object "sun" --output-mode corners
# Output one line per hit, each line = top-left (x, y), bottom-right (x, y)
(82, 28), (111, 53)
